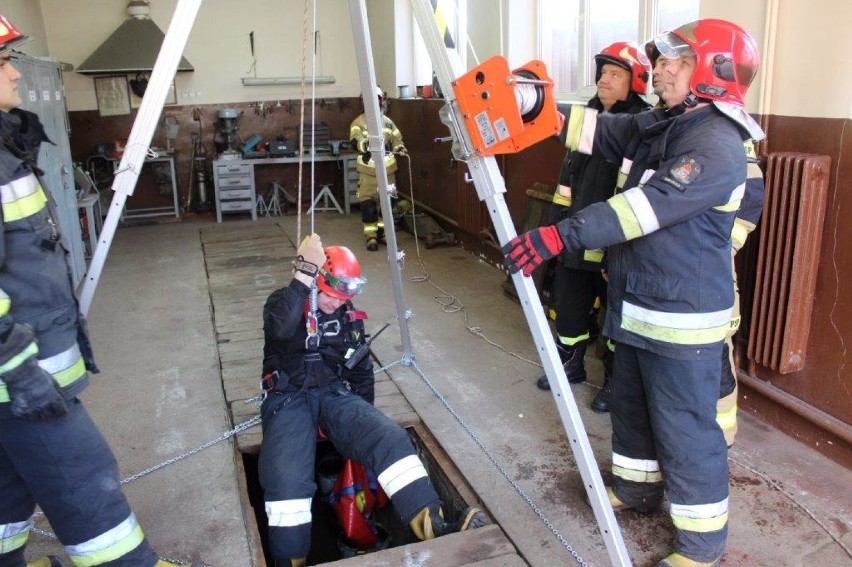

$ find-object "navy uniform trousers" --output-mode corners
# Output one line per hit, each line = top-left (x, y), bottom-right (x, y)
(610, 343), (729, 562)
(0, 399), (158, 567)
(259, 382), (440, 560)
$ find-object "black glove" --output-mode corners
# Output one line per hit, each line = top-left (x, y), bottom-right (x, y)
(1, 325), (68, 420)
(502, 225), (565, 276)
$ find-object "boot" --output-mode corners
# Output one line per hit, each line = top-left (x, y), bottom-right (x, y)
(604, 486), (660, 514)
(272, 559), (306, 567)
(27, 558), (63, 567)
(409, 505), (488, 540)
(366, 236), (379, 251)
(536, 344), (587, 390)
(591, 349), (614, 412)
(657, 552), (721, 566)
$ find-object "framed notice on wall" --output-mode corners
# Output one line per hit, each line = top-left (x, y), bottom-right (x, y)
(130, 80), (177, 109)
(94, 75), (131, 117)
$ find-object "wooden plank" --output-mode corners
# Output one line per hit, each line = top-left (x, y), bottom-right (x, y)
(216, 329), (264, 343)
(222, 360), (262, 380)
(232, 450), (267, 567)
(375, 396), (417, 416)
(465, 554), (528, 567)
(200, 225), (286, 244)
(323, 525), (515, 567)
(221, 349), (262, 365)
(224, 382), (262, 402)
(222, 376), (260, 394)
(218, 339), (264, 355)
(374, 380), (405, 397)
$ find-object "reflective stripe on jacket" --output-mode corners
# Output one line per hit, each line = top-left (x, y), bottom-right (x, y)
(0, 109), (89, 416)
(552, 93), (650, 271)
(349, 113), (404, 176)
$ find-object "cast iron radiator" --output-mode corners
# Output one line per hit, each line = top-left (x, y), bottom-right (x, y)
(746, 152), (831, 373)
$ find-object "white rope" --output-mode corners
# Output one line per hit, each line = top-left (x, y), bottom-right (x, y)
(399, 153), (543, 368)
(310, 0), (318, 234)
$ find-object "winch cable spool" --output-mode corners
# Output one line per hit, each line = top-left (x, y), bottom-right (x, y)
(513, 70), (547, 124)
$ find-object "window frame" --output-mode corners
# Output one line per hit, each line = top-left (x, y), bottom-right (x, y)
(537, 0), (697, 100)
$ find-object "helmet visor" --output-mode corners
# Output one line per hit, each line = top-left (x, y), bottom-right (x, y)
(321, 271), (367, 298)
(651, 32), (695, 61)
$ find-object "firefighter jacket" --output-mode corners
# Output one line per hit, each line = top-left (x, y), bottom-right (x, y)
(349, 113), (405, 178)
(733, 139), (764, 252)
(263, 279), (375, 403)
(559, 104), (755, 360)
(0, 109), (93, 418)
(552, 92), (650, 271)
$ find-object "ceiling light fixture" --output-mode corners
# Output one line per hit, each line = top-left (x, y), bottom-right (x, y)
(241, 76), (336, 86)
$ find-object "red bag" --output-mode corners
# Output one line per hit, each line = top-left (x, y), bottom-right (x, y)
(331, 459), (389, 549)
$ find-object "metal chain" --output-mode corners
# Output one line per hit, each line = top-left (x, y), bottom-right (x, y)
(120, 415), (261, 485)
(407, 358), (590, 566)
(30, 415), (262, 541)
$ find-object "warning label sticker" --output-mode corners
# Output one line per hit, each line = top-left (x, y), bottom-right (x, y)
(476, 111), (497, 147)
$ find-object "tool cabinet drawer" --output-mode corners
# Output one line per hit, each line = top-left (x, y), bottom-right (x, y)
(218, 174), (252, 187)
(220, 200), (254, 212)
(220, 188), (253, 200)
(216, 163), (252, 176)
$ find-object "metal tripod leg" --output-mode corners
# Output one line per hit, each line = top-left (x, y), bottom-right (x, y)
(348, 1), (414, 363)
(403, 1), (632, 565)
(79, 0), (203, 316)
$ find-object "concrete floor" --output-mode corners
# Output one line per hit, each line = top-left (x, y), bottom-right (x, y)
(26, 211), (852, 566)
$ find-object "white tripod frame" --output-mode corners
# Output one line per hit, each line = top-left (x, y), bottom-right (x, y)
(77, 1), (630, 564)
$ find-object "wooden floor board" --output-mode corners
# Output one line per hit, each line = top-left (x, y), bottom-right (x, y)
(202, 223), (524, 566)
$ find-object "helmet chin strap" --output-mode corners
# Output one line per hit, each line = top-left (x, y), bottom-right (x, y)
(665, 93), (700, 116)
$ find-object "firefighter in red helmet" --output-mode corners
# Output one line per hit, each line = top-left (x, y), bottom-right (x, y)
(259, 234), (486, 566)
(536, 42), (651, 416)
(648, 22), (766, 449)
(504, 19), (764, 567)
(0, 13), (204, 567)
(349, 86), (407, 251)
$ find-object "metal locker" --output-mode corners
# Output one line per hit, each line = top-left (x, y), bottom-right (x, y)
(10, 53), (87, 286)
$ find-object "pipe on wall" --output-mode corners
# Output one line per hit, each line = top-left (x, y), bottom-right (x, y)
(738, 369), (852, 446)
(757, 0), (779, 139)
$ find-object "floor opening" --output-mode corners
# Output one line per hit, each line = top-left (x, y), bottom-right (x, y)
(241, 426), (474, 565)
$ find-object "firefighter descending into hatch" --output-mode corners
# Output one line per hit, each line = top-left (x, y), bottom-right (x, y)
(259, 234), (487, 567)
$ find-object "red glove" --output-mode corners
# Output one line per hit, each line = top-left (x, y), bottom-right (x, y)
(502, 225), (564, 276)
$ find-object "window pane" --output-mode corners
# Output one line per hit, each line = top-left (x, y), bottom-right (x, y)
(656, 0), (700, 34)
(589, 0), (640, 86)
(539, 0), (581, 94)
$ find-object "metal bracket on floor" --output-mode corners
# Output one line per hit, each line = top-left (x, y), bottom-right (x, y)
(308, 184), (344, 214)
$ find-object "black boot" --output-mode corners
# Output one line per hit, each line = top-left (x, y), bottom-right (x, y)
(591, 349), (614, 412)
(410, 505), (488, 540)
(537, 344), (587, 390)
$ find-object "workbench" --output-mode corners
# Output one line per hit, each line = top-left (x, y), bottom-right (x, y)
(212, 153), (359, 222)
(110, 155), (179, 220)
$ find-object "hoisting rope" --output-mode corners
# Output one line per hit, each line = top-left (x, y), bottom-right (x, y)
(296, 0), (321, 348)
